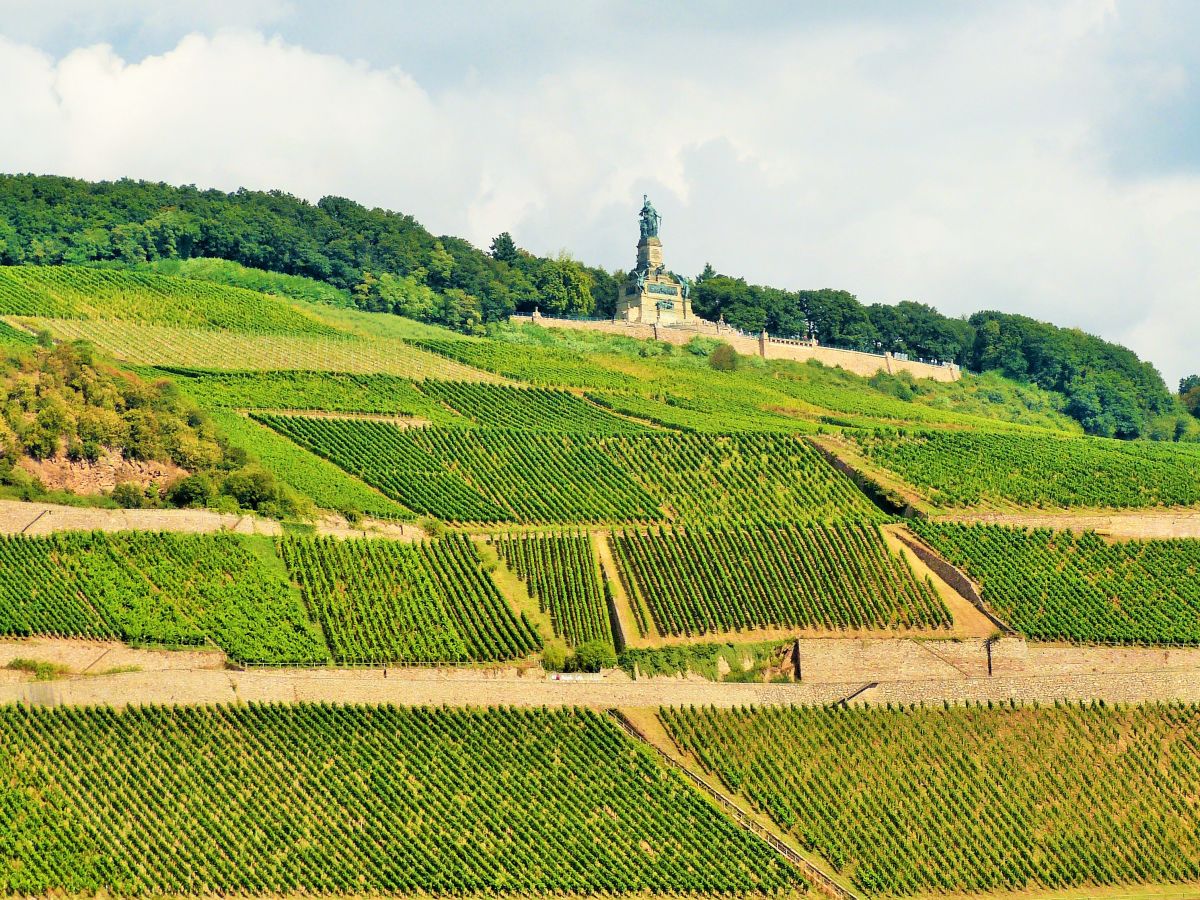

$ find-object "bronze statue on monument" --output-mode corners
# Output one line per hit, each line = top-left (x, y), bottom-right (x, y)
(639, 194), (661, 239)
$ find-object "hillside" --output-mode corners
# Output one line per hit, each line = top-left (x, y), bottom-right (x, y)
(1, 173), (1192, 440)
(0, 341), (233, 504)
(3, 253), (1200, 900)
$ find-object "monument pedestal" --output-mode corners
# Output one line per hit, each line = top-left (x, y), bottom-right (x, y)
(615, 200), (693, 325)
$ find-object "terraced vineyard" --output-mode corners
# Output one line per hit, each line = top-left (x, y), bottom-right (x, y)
(913, 521), (1200, 644)
(419, 380), (647, 432)
(0, 532), (328, 664)
(0, 265), (336, 334)
(209, 410), (413, 519)
(587, 390), (813, 433)
(611, 524), (950, 636)
(412, 335), (636, 389)
(662, 703), (1200, 896)
(491, 532), (613, 647)
(256, 416), (662, 523)
(602, 433), (884, 525)
(0, 704), (803, 896)
(22, 318), (491, 379)
(176, 371), (467, 422)
(280, 535), (541, 664)
(853, 429), (1200, 509)
(256, 415), (883, 526)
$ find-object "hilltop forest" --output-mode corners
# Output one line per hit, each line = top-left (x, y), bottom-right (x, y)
(0, 173), (1188, 440)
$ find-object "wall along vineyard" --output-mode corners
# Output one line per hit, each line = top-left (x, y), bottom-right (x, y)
(661, 703), (1200, 897)
(912, 521), (1200, 644)
(491, 532), (613, 647)
(280, 535), (541, 664)
(610, 524), (950, 637)
(853, 430), (1200, 509)
(0, 704), (804, 897)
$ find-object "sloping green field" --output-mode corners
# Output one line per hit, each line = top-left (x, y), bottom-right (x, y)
(0, 705), (804, 897)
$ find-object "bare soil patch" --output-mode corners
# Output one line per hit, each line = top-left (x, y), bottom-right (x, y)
(882, 524), (997, 639)
(314, 514), (422, 541)
(0, 498), (280, 536)
(0, 637), (225, 681)
(943, 508), (1200, 540)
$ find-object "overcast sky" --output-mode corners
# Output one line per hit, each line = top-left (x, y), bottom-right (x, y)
(1, 0), (1197, 384)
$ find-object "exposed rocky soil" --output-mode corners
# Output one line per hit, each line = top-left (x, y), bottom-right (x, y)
(19, 449), (187, 494)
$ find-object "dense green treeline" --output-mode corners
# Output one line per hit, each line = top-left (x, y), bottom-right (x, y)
(0, 174), (616, 333)
(693, 273), (1184, 440)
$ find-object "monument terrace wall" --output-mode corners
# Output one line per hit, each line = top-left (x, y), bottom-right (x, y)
(511, 313), (961, 383)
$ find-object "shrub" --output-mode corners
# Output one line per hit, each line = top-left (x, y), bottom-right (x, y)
(111, 482), (150, 509)
(221, 467), (279, 510)
(541, 641), (568, 672)
(567, 639), (617, 673)
(709, 343), (739, 372)
(418, 516), (446, 538)
(167, 474), (216, 508)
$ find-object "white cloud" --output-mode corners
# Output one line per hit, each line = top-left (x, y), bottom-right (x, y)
(0, 2), (1198, 385)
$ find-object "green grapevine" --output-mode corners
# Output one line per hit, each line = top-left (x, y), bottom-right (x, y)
(611, 524), (950, 636)
(280, 535), (541, 664)
(418, 380), (648, 433)
(913, 521), (1200, 644)
(491, 532), (613, 647)
(0, 265), (336, 335)
(0, 532), (328, 664)
(662, 702), (1200, 896)
(0, 704), (803, 896)
(853, 430), (1200, 509)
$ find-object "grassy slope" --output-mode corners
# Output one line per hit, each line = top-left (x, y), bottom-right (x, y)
(208, 409), (413, 519)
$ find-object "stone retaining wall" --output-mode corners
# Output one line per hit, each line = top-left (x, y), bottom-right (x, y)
(892, 529), (1011, 634)
(512, 314), (961, 382)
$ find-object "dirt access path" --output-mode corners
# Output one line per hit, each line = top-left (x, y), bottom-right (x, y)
(941, 508), (1200, 540)
(7, 637), (1200, 708)
(0, 498), (424, 541)
(238, 409), (429, 427)
(0, 499), (282, 536)
(11, 664), (1200, 708)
